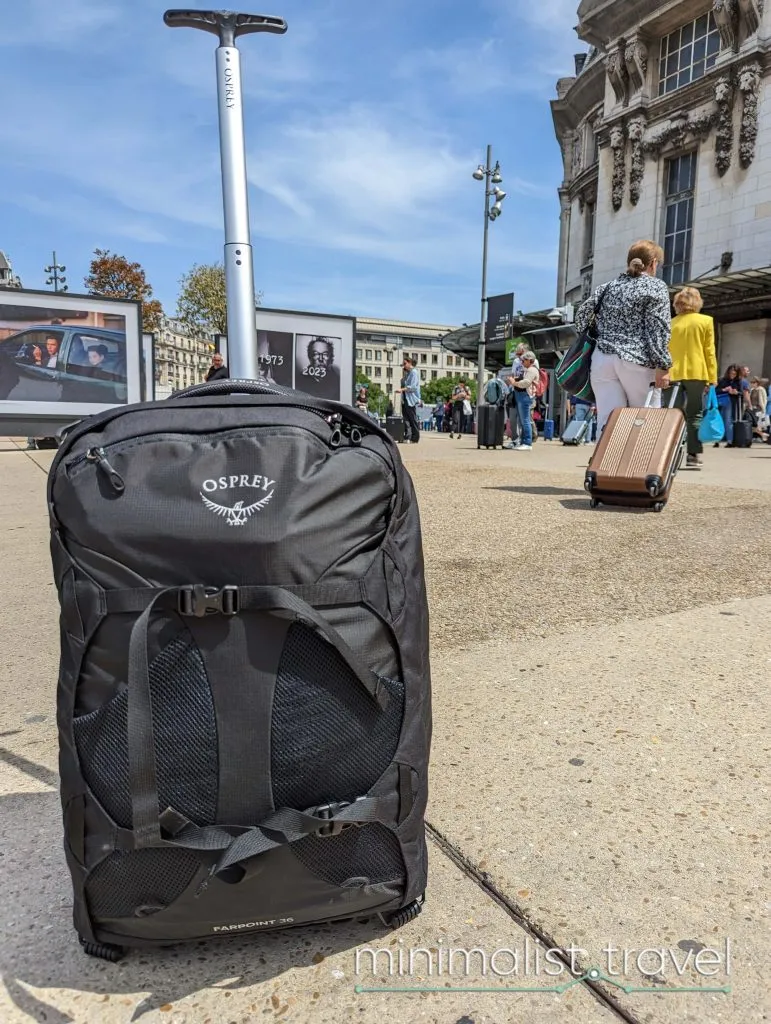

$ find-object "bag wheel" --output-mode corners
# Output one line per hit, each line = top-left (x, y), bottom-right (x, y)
(589, 498), (600, 509)
(653, 502), (665, 513)
(379, 895), (424, 929)
(79, 937), (125, 962)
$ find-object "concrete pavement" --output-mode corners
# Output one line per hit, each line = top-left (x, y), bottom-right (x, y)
(0, 433), (769, 1023)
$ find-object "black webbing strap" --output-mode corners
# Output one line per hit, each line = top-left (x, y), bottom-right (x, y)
(127, 588), (175, 847)
(123, 581), (390, 849)
(111, 581), (388, 709)
(157, 796), (385, 876)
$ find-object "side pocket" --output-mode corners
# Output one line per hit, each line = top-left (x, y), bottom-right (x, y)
(63, 794), (86, 866)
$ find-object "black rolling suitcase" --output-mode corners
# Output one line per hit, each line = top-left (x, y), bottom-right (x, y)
(385, 415), (405, 443)
(48, 10), (431, 962)
(731, 395), (753, 448)
(477, 404), (505, 449)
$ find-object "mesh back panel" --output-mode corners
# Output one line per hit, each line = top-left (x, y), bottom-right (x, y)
(272, 623), (406, 887)
(86, 848), (201, 919)
(292, 824), (404, 886)
(271, 623), (405, 809)
(73, 633), (218, 828)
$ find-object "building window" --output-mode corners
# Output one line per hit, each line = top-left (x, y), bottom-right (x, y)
(420, 369), (427, 381)
(386, 367), (393, 379)
(584, 202), (596, 262)
(663, 152), (697, 285)
(431, 370), (438, 379)
(420, 353), (427, 363)
(447, 356), (454, 367)
(659, 12), (720, 96)
(432, 354), (438, 365)
(365, 365), (372, 377)
(374, 366), (382, 377)
(356, 348), (362, 359)
(365, 349), (372, 360)
(374, 350), (382, 361)
(386, 351), (394, 362)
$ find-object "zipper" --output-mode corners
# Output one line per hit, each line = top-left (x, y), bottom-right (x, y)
(85, 448), (125, 493)
(67, 416), (378, 481)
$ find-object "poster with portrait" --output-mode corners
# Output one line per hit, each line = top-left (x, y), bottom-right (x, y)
(0, 289), (142, 419)
(253, 307), (355, 404)
(257, 329), (293, 387)
(294, 333), (342, 400)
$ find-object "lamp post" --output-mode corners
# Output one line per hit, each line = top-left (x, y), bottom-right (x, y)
(472, 146), (506, 406)
(44, 251), (67, 292)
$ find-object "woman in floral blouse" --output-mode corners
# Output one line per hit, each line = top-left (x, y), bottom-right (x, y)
(574, 239), (673, 435)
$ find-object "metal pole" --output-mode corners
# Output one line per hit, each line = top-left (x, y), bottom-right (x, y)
(215, 41), (258, 379)
(164, 10), (287, 381)
(477, 144), (491, 409)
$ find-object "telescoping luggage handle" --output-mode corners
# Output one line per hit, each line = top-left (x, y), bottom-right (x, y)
(645, 382), (681, 409)
(164, 9), (287, 381)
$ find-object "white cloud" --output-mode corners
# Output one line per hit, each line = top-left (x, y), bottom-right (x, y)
(0, 0), (121, 48)
(246, 105), (557, 275)
(12, 194), (168, 245)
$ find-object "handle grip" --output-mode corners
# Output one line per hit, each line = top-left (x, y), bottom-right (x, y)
(169, 378), (295, 400)
(163, 9), (287, 46)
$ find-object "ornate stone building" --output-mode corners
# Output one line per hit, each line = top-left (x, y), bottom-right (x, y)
(553, 0), (771, 376)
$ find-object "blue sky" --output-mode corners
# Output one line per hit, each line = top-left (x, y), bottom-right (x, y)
(1, 0), (585, 326)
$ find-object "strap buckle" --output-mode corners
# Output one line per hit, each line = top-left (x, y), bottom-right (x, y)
(178, 585), (239, 617)
(313, 796), (366, 837)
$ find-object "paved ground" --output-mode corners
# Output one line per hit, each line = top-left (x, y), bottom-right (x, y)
(0, 433), (769, 1024)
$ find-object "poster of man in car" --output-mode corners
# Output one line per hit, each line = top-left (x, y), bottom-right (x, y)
(0, 292), (140, 409)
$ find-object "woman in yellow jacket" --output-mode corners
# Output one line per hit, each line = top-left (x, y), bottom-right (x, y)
(666, 286), (718, 467)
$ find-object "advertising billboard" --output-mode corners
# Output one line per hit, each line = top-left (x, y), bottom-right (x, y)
(250, 307), (356, 404)
(0, 290), (142, 433)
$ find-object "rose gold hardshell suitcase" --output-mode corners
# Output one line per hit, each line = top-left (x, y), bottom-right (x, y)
(584, 385), (686, 512)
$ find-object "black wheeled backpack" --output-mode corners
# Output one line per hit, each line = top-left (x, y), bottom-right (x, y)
(47, 380), (432, 960)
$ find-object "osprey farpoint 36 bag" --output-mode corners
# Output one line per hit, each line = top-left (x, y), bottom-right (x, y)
(48, 380), (432, 959)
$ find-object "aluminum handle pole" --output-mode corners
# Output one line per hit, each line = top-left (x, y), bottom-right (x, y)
(477, 144), (491, 409)
(215, 42), (259, 379)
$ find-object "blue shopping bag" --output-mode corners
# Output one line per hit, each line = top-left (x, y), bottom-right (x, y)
(698, 385), (725, 442)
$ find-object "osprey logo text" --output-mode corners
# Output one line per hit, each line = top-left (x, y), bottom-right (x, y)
(200, 473), (276, 526)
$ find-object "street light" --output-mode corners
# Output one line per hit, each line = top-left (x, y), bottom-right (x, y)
(472, 146), (507, 406)
(44, 251), (67, 292)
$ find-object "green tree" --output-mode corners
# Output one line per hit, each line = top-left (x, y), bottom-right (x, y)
(84, 248), (163, 333)
(176, 262), (228, 337)
(421, 374), (478, 405)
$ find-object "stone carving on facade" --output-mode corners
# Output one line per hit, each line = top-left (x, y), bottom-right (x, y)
(713, 0), (740, 51)
(714, 74), (736, 176)
(738, 61), (762, 168)
(738, 0), (763, 36)
(624, 35), (649, 95)
(577, 181), (598, 213)
(610, 123), (627, 211)
(571, 132), (584, 179)
(627, 115), (647, 206)
(607, 43), (629, 106)
(643, 110), (717, 158)
(581, 268), (594, 300)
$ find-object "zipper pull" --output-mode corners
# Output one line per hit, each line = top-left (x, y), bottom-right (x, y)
(86, 448), (125, 493)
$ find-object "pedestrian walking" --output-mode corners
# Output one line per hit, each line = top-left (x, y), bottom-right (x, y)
(574, 240), (673, 435)
(664, 286), (717, 468)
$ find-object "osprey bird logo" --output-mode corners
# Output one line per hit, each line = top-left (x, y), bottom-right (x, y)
(200, 490), (274, 526)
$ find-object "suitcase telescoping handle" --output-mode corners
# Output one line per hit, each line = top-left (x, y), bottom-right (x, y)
(164, 9), (287, 380)
(645, 382), (681, 409)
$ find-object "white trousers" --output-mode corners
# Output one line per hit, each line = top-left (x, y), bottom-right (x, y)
(590, 349), (661, 435)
